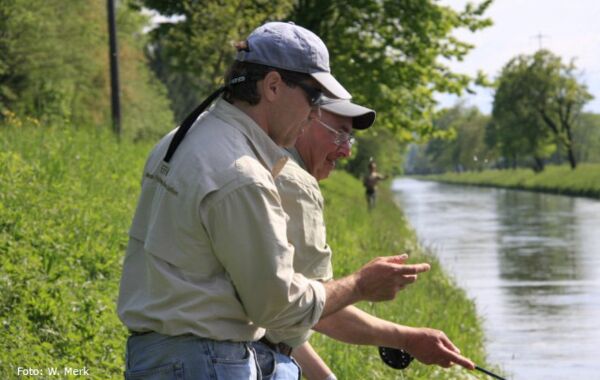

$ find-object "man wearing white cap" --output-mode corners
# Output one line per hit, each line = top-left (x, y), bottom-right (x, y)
(117, 22), (430, 379)
(253, 98), (476, 379)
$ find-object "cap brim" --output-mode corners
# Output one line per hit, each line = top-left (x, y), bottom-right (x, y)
(311, 72), (352, 100)
(320, 99), (376, 130)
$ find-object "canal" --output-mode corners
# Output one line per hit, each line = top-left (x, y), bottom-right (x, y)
(392, 178), (600, 380)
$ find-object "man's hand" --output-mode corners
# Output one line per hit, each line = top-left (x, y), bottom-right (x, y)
(354, 254), (430, 302)
(321, 254), (430, 318)
(402, 327), (475, 370)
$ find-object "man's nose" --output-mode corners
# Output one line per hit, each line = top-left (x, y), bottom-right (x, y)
(337, 143), (351, 158)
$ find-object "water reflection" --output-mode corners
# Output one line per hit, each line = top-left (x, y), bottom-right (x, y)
(495, 190), (581, 284)
(392, 179), (600, 380)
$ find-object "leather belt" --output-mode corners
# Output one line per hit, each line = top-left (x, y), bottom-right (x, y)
(259, 337), (293, 357)
(129, 330), (152, 336)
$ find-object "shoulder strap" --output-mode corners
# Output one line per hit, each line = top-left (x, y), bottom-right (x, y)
(163, 87), (225, 163)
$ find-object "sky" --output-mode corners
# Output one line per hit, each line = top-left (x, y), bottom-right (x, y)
(437, 0), (600, 114)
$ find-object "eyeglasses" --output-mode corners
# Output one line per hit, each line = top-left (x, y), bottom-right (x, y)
(316, 118), (355, 147)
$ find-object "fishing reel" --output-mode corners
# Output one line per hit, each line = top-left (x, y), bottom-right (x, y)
(378, 346), (414, 369)
(378, 346), (507, 380)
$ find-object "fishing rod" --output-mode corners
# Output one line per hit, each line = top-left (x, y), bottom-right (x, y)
(379, 346), (507, 380)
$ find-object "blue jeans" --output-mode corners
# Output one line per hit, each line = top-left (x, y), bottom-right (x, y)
(125, 332), (258, 379)
(251, 341), (301, 380)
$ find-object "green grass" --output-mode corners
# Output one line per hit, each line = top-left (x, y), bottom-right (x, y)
(1, 124), (492, 379)
(1, 125), (150, 379)
(419, 164), (600, 199)
(317, 173), (492, 379)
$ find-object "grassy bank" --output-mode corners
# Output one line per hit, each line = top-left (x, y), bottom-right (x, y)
(1, 125), (148, 379)
(420, 164), (600, 199)
(318, 173), (491, 379)
(1, 125), (491, 379)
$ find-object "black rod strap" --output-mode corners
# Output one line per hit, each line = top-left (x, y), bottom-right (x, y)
(163, 86), (225, 163)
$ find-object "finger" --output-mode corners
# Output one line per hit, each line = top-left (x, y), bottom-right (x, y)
(444, 350), (475, 370)
(393, 263), (431, 275)
(441, 336), (461, 354)
(394, 275), (417, 287)
(384, 254), (409, 264)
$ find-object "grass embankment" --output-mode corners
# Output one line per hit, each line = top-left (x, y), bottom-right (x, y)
(421, 164), (600, 199)
(1, 125), (491, 379)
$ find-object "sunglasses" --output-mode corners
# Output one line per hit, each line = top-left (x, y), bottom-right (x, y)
(281, 76), (323, 107)
(295, 81), (323, 107)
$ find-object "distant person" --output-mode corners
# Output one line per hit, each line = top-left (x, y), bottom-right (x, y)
(363, 159), (387, 210)
(263, 98), (475, 379)
(117, 21), (434, 380)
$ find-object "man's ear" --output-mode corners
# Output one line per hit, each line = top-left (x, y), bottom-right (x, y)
(261, 71), (283, 102)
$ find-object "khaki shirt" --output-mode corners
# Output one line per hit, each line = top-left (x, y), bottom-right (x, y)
(277, 149), (333, 281)
(266, 148), (334, 346)
(117, 99), (326, 342)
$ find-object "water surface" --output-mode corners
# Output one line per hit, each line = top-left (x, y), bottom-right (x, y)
(392, 179), (600, 380)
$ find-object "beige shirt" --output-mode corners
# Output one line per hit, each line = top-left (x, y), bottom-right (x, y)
(266, 148), (334, 346)
(277, 149), (333, 281)
(117, 99), (325, 342)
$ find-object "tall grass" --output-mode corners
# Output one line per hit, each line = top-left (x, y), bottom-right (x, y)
(1, 124), (492, 379)
(421, 165), (600, 199)
(1, 124), (151, 378)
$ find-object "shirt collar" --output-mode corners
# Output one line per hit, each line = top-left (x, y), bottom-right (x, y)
(283, 147), (308, 171)
(211, 98), (288, 177)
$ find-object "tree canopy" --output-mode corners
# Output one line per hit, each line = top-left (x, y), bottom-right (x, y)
(138, 0), (492, 139)
(135, 0), (295, 122)
(0, 0), (174, 139)
(289, 0), (492, 139)
(491, 49), (593, 170)
(404, 104), (492, 174)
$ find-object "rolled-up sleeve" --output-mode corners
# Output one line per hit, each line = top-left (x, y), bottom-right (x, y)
(203, 180), (325, 332)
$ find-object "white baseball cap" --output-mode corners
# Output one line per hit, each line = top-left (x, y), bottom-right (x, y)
(320, 97), (376, 130)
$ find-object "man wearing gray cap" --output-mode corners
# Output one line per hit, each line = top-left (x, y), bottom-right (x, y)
(253, 99), (475, 379)
(117, 22), (429, 379)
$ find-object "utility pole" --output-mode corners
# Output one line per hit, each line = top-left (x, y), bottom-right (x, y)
(531, 32), (549, 50)
(107, 0), (121, 136)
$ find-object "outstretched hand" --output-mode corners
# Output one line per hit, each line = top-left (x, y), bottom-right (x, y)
(354, 254), (431, 302)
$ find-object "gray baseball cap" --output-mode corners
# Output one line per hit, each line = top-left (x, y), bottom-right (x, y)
(236, 22), (352, 100)
(320, 97), (376, 130)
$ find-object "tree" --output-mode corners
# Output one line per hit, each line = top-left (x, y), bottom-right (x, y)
(344, 128), (404, 178)
(573, 113), (600, 163)
(138, 0), (492, 137)
(491, 50), (593, 170)
(403, 104), (493, 174)
(134, 0), (294, 122)
(289, 0), (492, 140)
(0, 0), (174, 139)
(425, 104), (491, 173)
(489, 58), (555, 171)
